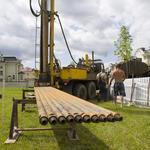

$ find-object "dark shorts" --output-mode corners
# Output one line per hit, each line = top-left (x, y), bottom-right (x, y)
(114, 82), (126, 97)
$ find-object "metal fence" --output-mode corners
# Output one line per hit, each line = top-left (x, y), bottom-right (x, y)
(0, 80), (34, 88)
(122, 77), (150, 107)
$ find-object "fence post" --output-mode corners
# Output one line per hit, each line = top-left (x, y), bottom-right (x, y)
(146, 78), (150, 107)
(130, 74), (135, 105)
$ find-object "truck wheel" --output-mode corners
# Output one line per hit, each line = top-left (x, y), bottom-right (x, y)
(74, 84), (87, 99)
(86, 81), (96, 99)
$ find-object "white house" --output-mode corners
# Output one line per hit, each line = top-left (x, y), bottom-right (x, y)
(0, 55), (23, 82)
(135, 47), (150, 67)
(19, 67), (37, 81)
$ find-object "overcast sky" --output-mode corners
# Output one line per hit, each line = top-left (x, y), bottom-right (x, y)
(0, 0), (150, 68)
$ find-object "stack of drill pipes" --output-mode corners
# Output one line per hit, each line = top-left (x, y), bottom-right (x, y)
(39, 88), (74, 123)
(36, 87), (67, 124)
(49, 87), (120, 120)
(47, 87), (106, 122)
(46, 87), (85, 113)
(36, 89), (57, 124)
(44, 87), (87, 123)
(34, 89), (49, 125)
(49, 88), (97, 120)
(65, 94), (122, 121)
(46, 88), (89, 122)
(44, 88), (83, 122)
(36, 88), (58, 124)
(49, 87), (105, 114)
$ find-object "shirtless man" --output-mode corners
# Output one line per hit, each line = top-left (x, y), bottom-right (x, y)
(109, 64), (126, 107)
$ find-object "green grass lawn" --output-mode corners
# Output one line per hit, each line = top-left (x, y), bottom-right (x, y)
(0, 88), (150, 150)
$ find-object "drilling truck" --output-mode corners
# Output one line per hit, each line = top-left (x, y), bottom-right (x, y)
(30, 0), (105, 99)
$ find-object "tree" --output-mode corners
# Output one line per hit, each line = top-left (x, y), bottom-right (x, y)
(114, 25), (133, 62)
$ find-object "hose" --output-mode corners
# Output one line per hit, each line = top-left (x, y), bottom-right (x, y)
(55, 14), (78, 65)
(29, 0), (41, 17)
(38, 0), (49, 15)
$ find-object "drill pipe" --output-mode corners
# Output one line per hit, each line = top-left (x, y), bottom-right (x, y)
(47, 89), (84, 122)
(36, 89), (58, 124)
(107, 114), (115, 122)
(37, 88), (66, 124)
(34, 87), (122, 125)
(38, 87), (83, 123)
(49, 87), (114, 122)
(37, 90), (57, 125)
(47, 88), (90, 123)
(35, 90), (49, 125)
(36, 87), (80, 124)
(91, 114), (99, 123)
(113, 113), (123, 121)
(49, 88), (96, 118)
(39, 116), (49, 125)
(49, 88), (101, 122)
(39, 88), (75, 123)
(99, 114), (107, 122)
(49, 87), (119, 121)
(50, 89), (95, 123)
(39, 88), (84, 123)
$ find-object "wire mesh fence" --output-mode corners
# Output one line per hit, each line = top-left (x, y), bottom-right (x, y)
(123, 77), (150, 107)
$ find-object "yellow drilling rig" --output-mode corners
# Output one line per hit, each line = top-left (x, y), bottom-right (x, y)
(30, 0), (105, 99)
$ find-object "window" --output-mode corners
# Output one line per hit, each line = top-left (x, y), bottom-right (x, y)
(20, 74), (23, 80)
(0, 66), (3, 69)
(0, 71), (3, 75)
(13, 75), (15, 79)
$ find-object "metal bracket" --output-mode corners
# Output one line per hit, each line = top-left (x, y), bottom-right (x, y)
(5, 98), (79, 144)
(5, 99), (21, 143)
(5, 98), (36, 144)
(67, 123), (79, 140)
(22, 89), (35, 112)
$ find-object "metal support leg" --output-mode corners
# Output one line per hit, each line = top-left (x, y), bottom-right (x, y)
(67, 123), (79, 140)
(5, 98), (79, 144)
(22, 90), (25, 112)
(22, 89), (34, 112)
(5, 99), (22, 144)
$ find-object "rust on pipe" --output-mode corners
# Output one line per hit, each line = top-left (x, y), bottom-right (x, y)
(35, 90), (49, 125)
(99, 114), (107, 122)
(74, 114), (83, 123)
(91, 114), (99, 123)
(34, 87), (123, 125)
(113, 113), (123, 121)
(39, 116), (49, 125)
(82, 114), (91, 123)
(49, 115), (57, 125)
(107, 114), (115, 122)
(45, 88), (84, 123)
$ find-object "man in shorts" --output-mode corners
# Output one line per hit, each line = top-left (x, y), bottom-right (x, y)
(109, 64), (126, 107)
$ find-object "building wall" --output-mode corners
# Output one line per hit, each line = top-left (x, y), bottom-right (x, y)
(23, 71), (35, 80)
(0, 59), (23, 82)
(5, 62), (17, 81)
(135, 48), (150, 67)
(0, 63), (5, 81)
(143, 53), (150, 67)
